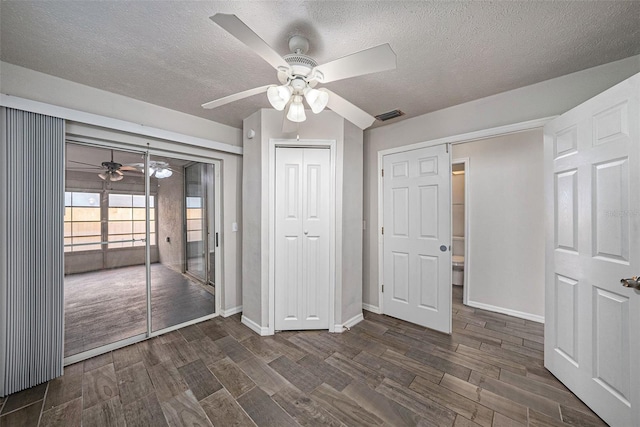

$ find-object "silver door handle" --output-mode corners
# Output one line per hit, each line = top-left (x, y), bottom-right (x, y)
(304, 230), (309, 235)
(621, 277), (640, 290)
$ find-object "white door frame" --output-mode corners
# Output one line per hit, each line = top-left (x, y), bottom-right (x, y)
(377, 117), (555, 315)
(268, 139), (337, 335)
(451, 157), (470, 306)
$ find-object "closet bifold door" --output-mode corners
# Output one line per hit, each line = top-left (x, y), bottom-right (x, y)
(0, 107), (65, 396)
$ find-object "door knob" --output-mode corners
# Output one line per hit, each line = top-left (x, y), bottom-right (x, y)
(621, 277), (640, 290)
(304, 230), (308, 235)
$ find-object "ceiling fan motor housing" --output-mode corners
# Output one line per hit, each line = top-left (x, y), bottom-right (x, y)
(102, 161), (122, 171)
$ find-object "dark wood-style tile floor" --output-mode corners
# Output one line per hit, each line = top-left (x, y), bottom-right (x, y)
(0, 287), (608, 427)
(64, 263), (215, 357)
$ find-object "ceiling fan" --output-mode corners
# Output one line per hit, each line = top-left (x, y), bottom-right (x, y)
(68, 154), (175, 180)
(68, 151), (132, 181)
(201, 14), (397, 129)
(125, 161), (174, 179)
(68, 150), (143, 182)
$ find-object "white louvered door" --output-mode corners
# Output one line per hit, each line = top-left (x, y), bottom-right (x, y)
(275, 147), (330, 330)
(544, 73), (640, 426)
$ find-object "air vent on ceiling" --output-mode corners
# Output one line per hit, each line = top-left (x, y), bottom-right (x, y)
(375, 109), (404, 121)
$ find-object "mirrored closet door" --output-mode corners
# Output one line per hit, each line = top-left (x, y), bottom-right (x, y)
(63, 142), (219, 363)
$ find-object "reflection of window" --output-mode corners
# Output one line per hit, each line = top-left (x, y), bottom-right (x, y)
(186, 197), (203, 242)
(108, 194), (156, 248)
(64, 192), (101, 252)
(64, 191), (157, 252)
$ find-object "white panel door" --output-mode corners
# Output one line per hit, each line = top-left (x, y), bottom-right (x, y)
(544, 73), (639, 426)
(383, 144), (451, 333)
(275, 147), (330, 330)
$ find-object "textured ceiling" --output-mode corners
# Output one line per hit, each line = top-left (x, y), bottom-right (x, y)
(2, 1), (639, 129)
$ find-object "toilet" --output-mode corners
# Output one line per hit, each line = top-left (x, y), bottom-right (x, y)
(452, 237), (465, 286)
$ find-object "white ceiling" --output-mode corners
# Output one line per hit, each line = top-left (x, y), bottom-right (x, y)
(2, 1), (639, 129)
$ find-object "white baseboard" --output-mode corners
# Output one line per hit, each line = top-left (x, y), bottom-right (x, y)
(467, 300), (544, 324)
(334, 312), (364, 333)
(241, 315), (270, 336)
(362, 303), (381, 314)
(220, 305), (242, 317)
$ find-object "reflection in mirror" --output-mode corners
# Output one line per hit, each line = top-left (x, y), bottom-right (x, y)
(63, 143), (217, 360)
(151, 155), (215, 332)
(64, 143), (148, 357)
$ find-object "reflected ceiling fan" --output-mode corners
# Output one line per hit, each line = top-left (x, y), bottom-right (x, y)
(125, 161), (174, 179)
(201, 14), (397, 129)
(68, 150), (139, 182)
(69, 155), (174, 181)
(68, 153), (176, 180)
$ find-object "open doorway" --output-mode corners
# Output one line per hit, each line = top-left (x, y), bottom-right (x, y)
(451, 158), (469, 308)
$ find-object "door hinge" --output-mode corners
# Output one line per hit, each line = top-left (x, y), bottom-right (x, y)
(381, 226), (384, 235)
(381, 169), (384, 177)
(382, 284), (384, 293)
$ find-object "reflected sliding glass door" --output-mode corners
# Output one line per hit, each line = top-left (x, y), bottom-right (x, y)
(185, 162), (216, 286)
(63, 142), (218, 363)
(148, 155), (216, 333)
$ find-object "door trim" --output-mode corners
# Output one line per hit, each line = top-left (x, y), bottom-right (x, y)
(268, 139), (337, 335)
(376, 117), (556, 314)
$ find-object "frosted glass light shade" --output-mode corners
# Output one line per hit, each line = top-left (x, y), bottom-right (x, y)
(267, 85), (292, 111)
(287, 96), (306, 122)
(304, 88), (329, 114)
(99, 170), (124, 181)
(155, 169), (173, 179)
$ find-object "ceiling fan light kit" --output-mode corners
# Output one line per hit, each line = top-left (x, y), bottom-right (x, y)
(266, 85), (292, 111)
(98, 170), (124, 182)
(287, 95), (307, 122)
(202, 14), (397, 130)
(304, 87), (329, 114)
(151, 167), (173, 179)
(98, 157), (125, 182)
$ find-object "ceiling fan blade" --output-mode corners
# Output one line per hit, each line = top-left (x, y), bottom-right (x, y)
(119, 166), (140, 171)
(324, 89), (376, 130)
(313, 44), (396, 83)
(202, 85), (272, 109)
(210, 14), (289, 70)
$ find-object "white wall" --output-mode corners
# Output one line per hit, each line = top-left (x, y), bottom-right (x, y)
(362, 54), (640, 311)
(241, 110), (263, 323)
(0, 62), (241, 146)
(1, 63), (244, 313)
(242, 109), (363, 331)
(453, 130), (545, 319)
(341, 121), (364, 323)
